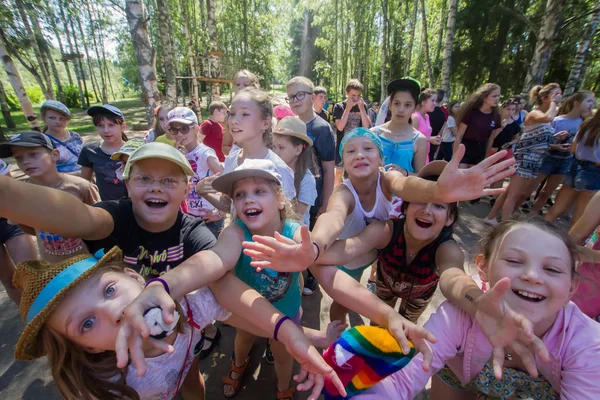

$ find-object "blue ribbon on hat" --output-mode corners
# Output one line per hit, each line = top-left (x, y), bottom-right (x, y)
(26, 249), (106, 324)
(338, 127), (384, 160)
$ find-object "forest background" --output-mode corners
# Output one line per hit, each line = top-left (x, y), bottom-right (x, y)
(0, 0), (599, 135)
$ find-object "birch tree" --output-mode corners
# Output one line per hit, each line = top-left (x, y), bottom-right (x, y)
(0, 80), (16, 129)
(179, 0), (199, 103)
(440, 0), (457, 101)
(420, 0), (434, 87)
(155, 0), (177, 107)
(564, 6), (600, 95)
(207, 0), (221, 101)
(406, 0), (418, 75)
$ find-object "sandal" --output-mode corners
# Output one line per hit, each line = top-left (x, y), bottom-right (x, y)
(222, 357), (250, 398)
(198, 326), (221, 360)
(277, 386), (296, 400)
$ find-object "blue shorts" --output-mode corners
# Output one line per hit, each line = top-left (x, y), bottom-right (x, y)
(539, 155), (572, 176)
(338, 262), (372, 281)
(563, 159), (600, 191)
(0, 218), (24, 244)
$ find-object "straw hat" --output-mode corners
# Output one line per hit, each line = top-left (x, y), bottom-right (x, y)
(13, 246), (123, 360)
(273, 116), (313, 146)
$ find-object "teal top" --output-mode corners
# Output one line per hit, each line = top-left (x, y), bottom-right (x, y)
(376, 127), (419, 173)
(234, 220), (301, 318)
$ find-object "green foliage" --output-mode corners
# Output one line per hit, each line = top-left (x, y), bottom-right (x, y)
(25, 86), (44, 104)
(62, 84), (82, 108)
(6, 92), (20, 111)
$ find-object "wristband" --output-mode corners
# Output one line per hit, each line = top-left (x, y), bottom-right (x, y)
(145, 277), (170, 295)
(403, 168), (409, 177)
(312, 241), (321, 262)
(274, 316), (291, 341)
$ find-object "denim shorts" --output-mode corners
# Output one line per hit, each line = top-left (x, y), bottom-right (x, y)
(539, 155), (572, 176)
(563, 159), (600, 191)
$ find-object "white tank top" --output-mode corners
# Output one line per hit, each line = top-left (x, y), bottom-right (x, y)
(339, 172), (391, 269)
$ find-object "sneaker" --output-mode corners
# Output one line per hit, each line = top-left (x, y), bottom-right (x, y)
(483, 217), (499, 226)
(302, 275), (318, 296)
(367, 280), (377, 295)
(265, 341), (275, 364)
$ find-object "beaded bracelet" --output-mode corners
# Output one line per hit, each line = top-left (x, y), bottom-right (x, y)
(145, 277), (170, 295)
(274, 316), (291, 341)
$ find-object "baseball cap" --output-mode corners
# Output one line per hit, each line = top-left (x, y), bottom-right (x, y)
(387, 77), (421, 102)
(87, 104), (124, 119)
(212, 159), (282, 196)
(40, 100), (72, 119)
(166, 107), (198, 127)
(123, 142), (194, 178)
(0, 132), (55, 158)
(273, 117), (313, 146)
(111, 138), (146, 160)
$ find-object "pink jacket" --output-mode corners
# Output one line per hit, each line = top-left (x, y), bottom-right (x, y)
(358, 301), (600, 399)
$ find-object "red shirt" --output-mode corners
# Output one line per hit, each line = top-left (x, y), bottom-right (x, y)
(200, 120), (225, 162)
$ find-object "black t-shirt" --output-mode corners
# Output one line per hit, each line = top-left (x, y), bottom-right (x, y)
(78, 142), (128, 201)
(492, 120), (521, 149)
(306, 116), (335, 207)
(316, 108), (330, 124)
(428, 107), (447, 137)
(84, 199), (217, 279)
(332, 101), (369, 144)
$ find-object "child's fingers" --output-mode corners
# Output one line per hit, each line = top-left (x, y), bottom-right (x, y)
(115, 323), (132, 368)
(413, 338), (433, 372)
(299, 224), (311, 244)
(327, 369), (346, 397)
(243, 248), (271, 261)
(274, 230), (298, 245)
(483, 157), (516, 178)
(148, 338), (175, 355)
(249, 260), (273, 270)
(491, 346), (505, 380)
(241, 241), (275, 257)
(411, 324), (437, 344)
(478, 148), (508, 170)
(390, 327), (412, 355)
(293, 369), (309, 384)
(482, 188), (507, 197)
(509, 341), (539, 378)
(306, 374), (323, 400)
(129, 334), (148, 376)
(447, 143), (465, 169)
(485, 277), (511, 303)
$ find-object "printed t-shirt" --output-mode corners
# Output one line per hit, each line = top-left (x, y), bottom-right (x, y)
(200, 120), (226, 162)
(306, 115), (335, 208)
(84, 199), (216, 279)
(332, 101), (369, 147)
(29, 174), (100, 262)
(126, 287), (231, 400)
(45, 131), (83, 173)
(78, 142), (128, 200)
(461, 109), (501, 143)
(184, 143), (218, 217)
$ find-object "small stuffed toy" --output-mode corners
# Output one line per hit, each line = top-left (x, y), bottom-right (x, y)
(322, 325), (416, 399)
(143, 307), (180, 339)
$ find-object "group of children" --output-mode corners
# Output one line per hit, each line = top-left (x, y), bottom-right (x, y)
(0, 70), (599, 400)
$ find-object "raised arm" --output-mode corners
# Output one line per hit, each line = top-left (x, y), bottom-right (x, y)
(452, 122), (468, 154)
(0, 175), (113, 240)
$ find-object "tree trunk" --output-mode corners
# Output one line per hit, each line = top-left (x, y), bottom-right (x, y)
(522, 0), (565, 93)
(298, 9), (315, 77)
(380, 0), (388, 103)
(0, 79), (16, 129)
(69, 15), (90, 108)
(0, 35), (41, 131)
(45, 41), (66, 103)
(48, 8), (74, 86)
(15, 0), (55, 100)
(564, 6), (600, 95)
(206, 0), (220, 101)
(420, 0), (434, 87)
(406, 0), (418, 75)
(85, 0), (109, 103)
(434, 0), (447, 81)
(125, 0), (160, 126)
(440, 0), (457, 101)
(75, 13), (101, 103)
(179, 0), (199, 103)
(155, 0), (177, 107)
(59, 0), (86, 108)
(488, 0), (515, 83)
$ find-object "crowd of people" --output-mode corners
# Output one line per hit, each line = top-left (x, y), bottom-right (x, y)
(0, 68), (599, 400)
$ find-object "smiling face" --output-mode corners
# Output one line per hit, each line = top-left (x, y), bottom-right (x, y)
(477, 225), (577, 336)
(484, 89), (501, 108)
(95, 117), (125, 145)
(341, 136), (382, 179)
(231, 177), (284, 232)
(390, 91), (416, 124)
(227, 94), (271, 145)
(47, 268), (144, 353)
(125, 158), (188, 232)
(286, 83), (313, 116)
(43, 109), (69, 134)
(12, 146), (58, 178)
(404, 201), (454, 242)
(169, 122), (198, 150)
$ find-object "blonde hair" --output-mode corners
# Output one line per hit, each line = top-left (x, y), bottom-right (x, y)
(234, 69), (260, 90)
(234, 88), (274, 147)
(456, 83), (501, 125)
(576, 108), (600, 148)
(286, 76), (315, 91)
(558, 91), (594, 116)
(231, 178), (299, 223)
(529, 83), (560, 106)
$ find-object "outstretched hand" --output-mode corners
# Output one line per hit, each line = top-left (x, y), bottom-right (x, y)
(475, 278), (550, 379)
(385, 312), (437, 372)
(436, 144), (515, 203)
(242, 224), (316, 272)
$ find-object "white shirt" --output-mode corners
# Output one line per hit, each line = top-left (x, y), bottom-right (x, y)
(184, 144), (219, 216)
(297, 170), (317, 226)
(442, 116), (456, 142)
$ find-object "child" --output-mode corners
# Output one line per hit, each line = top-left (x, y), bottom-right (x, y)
(79, 104), (129, 200)
(196, 88), (296, 212)
(412, 89), (442, 163)
(40, 100), (83, 174)
(436, 100), (460, 162)
(0, 131), (100, 262)
(242, 128), (515, 324)
(167, 107), (225, 238)
(273, 116), (317, 226)
(0, 158), (36, 304)
(111, 138), (146, 181)
(454, 83), (502, 168)
(316, 161), (463, 323)
(313, 86), (331, 123)
(357, 218), (600, 399)
(546, 106), (600, 226)
(145, 105), (170, 143)
(530, 90), (596, 215)
(13, 247), (345, 400)
(200, 101), (228, 162)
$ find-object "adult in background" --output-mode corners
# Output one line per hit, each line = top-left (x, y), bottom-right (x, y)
(428, 89), (448, 161)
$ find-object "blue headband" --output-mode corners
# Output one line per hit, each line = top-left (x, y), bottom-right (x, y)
(338, 127), (384, 160)
(26, 250), (105, 324)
